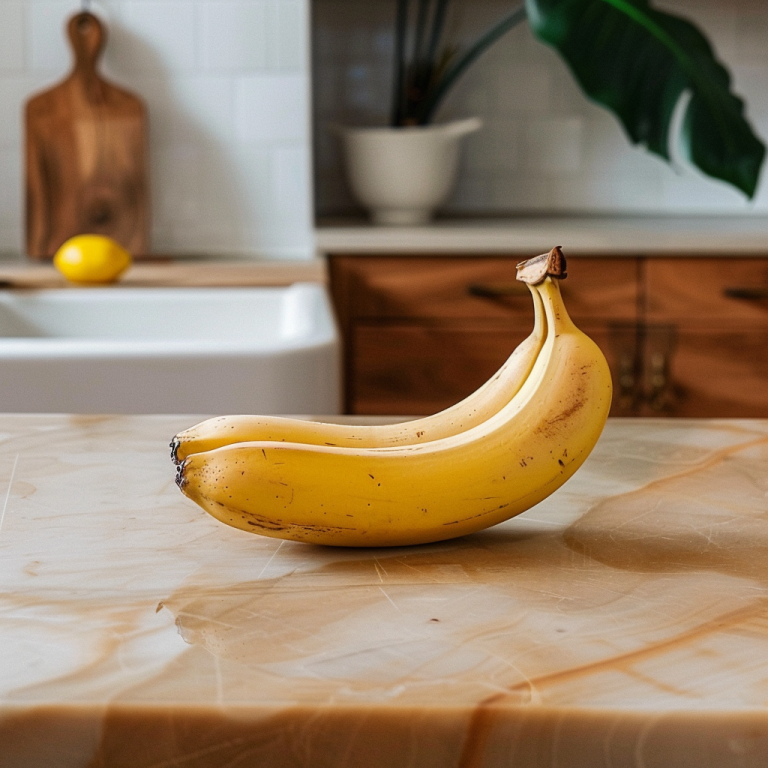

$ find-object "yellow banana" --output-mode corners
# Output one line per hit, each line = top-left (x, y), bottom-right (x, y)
(171, 285), (545, 463)
(176, 254), (612, 548)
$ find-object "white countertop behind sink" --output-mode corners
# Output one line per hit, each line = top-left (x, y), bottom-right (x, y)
(316, 215), (768, 256)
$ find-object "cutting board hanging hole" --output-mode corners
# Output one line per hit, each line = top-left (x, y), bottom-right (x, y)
(69, 12), (105, 73)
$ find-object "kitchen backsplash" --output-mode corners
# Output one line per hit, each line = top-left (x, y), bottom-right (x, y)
(313, 0), (768, 218)
(0, 0), (313, 259)
(3, 1), (768, 257)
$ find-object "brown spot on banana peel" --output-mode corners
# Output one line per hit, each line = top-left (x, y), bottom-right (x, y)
(186, 478), (359, 536)
(443, 502), (512, 526)
(235, 507), (359, 535)
(533, 397), (585, 441)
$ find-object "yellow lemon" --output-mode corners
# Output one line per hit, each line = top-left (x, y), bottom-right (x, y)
(53, 234), (132, 285)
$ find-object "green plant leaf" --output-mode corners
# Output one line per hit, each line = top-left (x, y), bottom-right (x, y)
(526, 0), (765, 197)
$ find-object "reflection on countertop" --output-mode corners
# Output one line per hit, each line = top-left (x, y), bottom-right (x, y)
(1, 414), (768, 766)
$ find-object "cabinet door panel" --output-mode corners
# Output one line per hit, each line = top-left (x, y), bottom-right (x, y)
(351, 323), (625, 417)
(660, 328), (768, 418)
(333, 256), (639, 323)
(646, 258), (768, 323)
(351, 325), (527, 415)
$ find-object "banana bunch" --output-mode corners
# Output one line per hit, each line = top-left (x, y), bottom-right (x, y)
(173, 247), (612, 547)
(171, 286), (545, 462)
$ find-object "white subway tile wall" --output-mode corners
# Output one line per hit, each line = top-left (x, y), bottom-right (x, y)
(0, 4), (25, 72)
(4, 0), (768, 255)
(29, 1), (81, 73)
(0, 0), (313, 259)
(312, 0), (768, 217)
(0, 150), (21, 243)
(201, 2), (269, 72)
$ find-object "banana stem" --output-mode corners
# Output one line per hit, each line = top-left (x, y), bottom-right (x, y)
(517, 246), (567, 285)
(536, 276), (578, 334)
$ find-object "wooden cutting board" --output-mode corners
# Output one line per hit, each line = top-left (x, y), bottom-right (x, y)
(25, 11), (149, 259)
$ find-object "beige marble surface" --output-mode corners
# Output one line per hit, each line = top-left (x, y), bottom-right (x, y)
(1, 415), (768, 767)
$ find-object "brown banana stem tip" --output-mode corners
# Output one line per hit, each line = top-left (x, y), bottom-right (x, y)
(175, 460), (187, 490)
(516, 246), (567, 285)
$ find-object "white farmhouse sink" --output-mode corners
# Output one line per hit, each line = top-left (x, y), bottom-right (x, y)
(0, 282), (341, 414)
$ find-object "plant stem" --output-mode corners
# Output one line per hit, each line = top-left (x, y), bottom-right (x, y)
(408, 0), (434, 120)
(425, 0), (451, 68)
(413, 0), (431, 66)
(420, 4), (527, 124)
(391, 0), (410, 126)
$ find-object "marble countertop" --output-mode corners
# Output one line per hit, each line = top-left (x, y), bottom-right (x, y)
(2, 414), (768, 767)
(315, 216), (768, 256)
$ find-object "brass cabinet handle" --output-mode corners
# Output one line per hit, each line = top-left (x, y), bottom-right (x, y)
(467, 282), (533, 299)
(616, 351), (639, 412)
(609, 322), (677, 414)
(642, 323), (677, 413)
(723, 287), (768, 300)
(646, 351), (671, 411)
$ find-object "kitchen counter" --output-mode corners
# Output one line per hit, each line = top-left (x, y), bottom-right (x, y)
(0, 258), (327, 290)
(316, 216), (768, 256)
(2, 415), (768, 767)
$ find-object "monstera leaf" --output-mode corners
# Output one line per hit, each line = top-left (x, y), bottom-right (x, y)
(526, 0), (765, 198)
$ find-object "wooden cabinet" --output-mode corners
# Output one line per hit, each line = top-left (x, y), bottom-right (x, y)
(329, 254), (768, 418)
(644, 258), (768, 417)
(351, 325), (530, 415)
(329, 255), (640, 415)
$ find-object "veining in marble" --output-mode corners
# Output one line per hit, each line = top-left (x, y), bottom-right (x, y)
(1, 415), (768, 766)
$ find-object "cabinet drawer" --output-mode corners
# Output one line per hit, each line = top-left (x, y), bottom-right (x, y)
(350, 323), (625, 416)
(664, 328), (768, 417)
(646, 258), (768, 323)
(350, 324), (527, 415)
(332, 256), (640, 323)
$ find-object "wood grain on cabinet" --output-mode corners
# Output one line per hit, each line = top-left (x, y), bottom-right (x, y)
(646, 258), (768, 322)
(330, 253), (768, 418)
(659, 328), (768, 417)
(352, 325), (530, 415)
(351, 324), (629, 416)
(330, 255), (640, 416)
(643, 258), (768, 417)
(334, 256), (639, 322)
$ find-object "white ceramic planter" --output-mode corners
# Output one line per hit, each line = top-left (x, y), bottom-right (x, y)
(337, 118), (481, 226)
